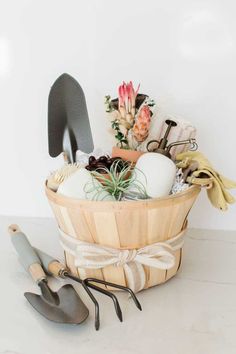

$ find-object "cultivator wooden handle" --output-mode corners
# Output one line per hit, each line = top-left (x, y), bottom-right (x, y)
(34, 248), (67, 277)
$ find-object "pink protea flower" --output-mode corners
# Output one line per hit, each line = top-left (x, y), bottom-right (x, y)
(133, 105), (151, 142)
(118, 81), (140, 119)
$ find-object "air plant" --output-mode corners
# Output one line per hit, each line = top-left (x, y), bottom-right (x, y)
(105, 81), (156, 150)
(84, 160), (148, 201)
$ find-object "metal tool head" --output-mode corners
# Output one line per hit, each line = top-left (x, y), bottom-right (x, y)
(24, 284), (89, 324)
(48, 73), (94, 161)
(38, 279), (60, 306)
(62, 126), (78, 164)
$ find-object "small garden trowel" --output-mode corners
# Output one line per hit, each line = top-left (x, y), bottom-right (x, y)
(8, 224), (89, 325)
(48, 73), (94, 163)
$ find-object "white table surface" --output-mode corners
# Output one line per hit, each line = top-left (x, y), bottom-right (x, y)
(0, 215), (235, 354)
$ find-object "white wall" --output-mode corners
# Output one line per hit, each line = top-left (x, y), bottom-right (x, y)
(0, 0), (235, 230)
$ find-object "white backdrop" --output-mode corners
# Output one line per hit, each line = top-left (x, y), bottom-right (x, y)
(0, 0), (235, 230)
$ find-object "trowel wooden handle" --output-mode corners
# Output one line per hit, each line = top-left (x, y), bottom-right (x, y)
(35, 248), (67, 278)
(8, 224), (47, 284)
(28, 264), (46, 283)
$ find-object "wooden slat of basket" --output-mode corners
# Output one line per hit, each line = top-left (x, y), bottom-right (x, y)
(93, 211), (126, 287)
(66, 206), (105, 282)
(68, 207), (94, 243)
(148, 267), (167, 287)
(93, 211), (120, 247)
(83, 209), (98, 242)
(49, 201), (64, 230)
(165, 249), (181, 281)
(64, 252), (79, 277)
(166, 198), (196, 239)
(59, 206), (77, 237)
(65, 250), (105, 285)
(49, 202), (80, 278)
(147, 207), (170, 243)
(116, 208), (148, 249)
(52, 203), (99, 281)
(147, 207), (169, 285)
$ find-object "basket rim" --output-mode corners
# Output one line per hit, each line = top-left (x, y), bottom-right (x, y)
(45, 181), (200, 209)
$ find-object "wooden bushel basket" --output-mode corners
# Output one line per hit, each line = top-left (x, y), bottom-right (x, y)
(45, 184), (200, 290)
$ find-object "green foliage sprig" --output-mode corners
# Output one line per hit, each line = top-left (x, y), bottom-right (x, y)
(111, 120), (128, 148)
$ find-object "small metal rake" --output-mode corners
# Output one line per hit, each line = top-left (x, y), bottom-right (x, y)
(36, 248), (142, 330)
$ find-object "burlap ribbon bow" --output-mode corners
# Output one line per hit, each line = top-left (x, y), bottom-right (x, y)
(59, 225), (187, 293)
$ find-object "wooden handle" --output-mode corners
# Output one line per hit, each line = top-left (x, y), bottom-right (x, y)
(48, 261), (67, 277)
(29, 263), (46, 283)
(34, 248), (67, 277)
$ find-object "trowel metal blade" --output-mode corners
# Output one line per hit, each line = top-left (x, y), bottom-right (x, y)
(62, 126), (77, 164)
(48, 73), (94, 159)
(24, 284), (89, 324)
(38, 279), (60, 306)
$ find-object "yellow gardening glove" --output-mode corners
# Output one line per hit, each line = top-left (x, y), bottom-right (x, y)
(176, 151), (213, 170)
(176, 151), (236, 211)
(191, 168), (235, 211)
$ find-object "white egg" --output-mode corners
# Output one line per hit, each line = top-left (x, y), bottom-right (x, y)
(131, 153), (176, 198)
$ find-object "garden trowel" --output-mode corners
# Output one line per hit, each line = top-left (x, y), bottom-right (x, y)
(48, 73), (94, 163)
(8, 224), (89, 325)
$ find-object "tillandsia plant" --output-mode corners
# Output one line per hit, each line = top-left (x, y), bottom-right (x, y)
(84, 160), (148, 201)
(105, 81), (156, 150)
